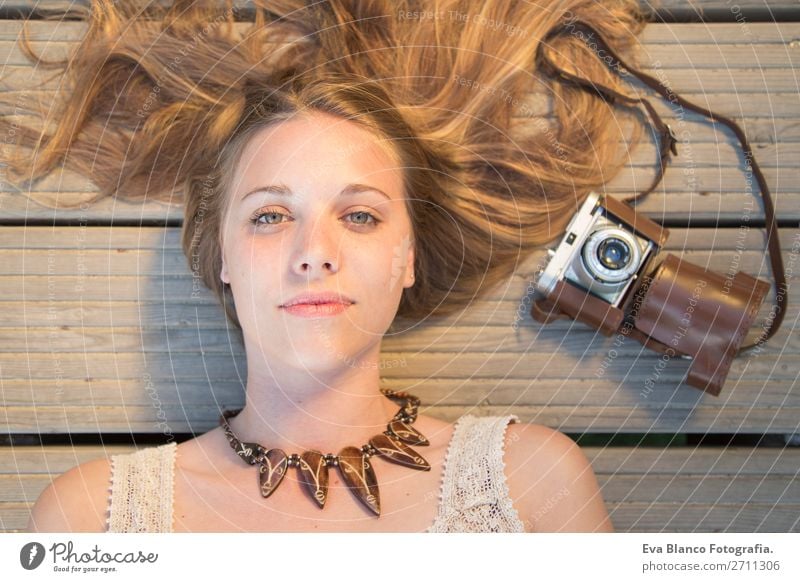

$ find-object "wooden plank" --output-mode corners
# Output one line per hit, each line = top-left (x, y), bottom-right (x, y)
(638, 21), (800, 42)
(2, 495), (791, 532)
(0, 444), (135, 472)
(4, 88), (795, 130)
(634, 45), (798, 69)
(1, 226), (797, 433)
(587, 446), (800, 474)
(4, 163), (797, 202)
(3, 394), (800, 434)
(2, 19), (800, 47)
(1, 178), (797, 224)
(9, 472), (796, 507)
(2, 18), (799, 43)
(2, 444), (798, 532)
(0, 22), (797, 221)
(0, 224), (794, 261)
(0, 262), (794, 323)
(3, 69), (797, 111)
(650, 1), (800, 23)
(1, 503), (31, 532)
(598, 475), (800, 504)
(1, 312), (796, 353)
(1, 20), (797, 55)
(0, 231), (794, 306)
(1, 237), (796, 277)
(5, 65), (800, 96)
(2, 375), (798, 414)
(0, 1), (797, 24)
(0, 337), (796, 383)
(606, 503), (800, 532)
(0, 443), (135, 532)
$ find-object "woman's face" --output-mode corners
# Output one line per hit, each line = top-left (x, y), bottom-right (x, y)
(219, 112), (415, 371)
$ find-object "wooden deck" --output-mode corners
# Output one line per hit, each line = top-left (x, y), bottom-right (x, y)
(0, 0), (798, 533)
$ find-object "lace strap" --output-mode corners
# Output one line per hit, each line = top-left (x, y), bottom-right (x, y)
(428, 414), (526, 532)
(106, 441), (177, 532)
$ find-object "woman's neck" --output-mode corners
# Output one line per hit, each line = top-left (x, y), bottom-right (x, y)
(223, 364), (400, 454)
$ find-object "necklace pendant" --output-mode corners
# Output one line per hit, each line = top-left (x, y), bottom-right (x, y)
(387, 420), (429, 446)
(235, 441), (262, 465)
(258, 449), (288, 498)
(297, 450), (329, 508)
(337, 446), (381, 516)
(369, 434), (431, 471)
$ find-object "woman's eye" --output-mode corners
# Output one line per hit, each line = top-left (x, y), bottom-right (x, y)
(345, 210), (380, 227)
(250, 209), (288, 226)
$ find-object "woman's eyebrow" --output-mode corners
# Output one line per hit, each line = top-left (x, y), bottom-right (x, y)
(239, 183), (391, 202)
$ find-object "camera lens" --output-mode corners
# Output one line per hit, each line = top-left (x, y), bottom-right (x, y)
(596, 237), (631, 270)
(579, 226), (643, 286)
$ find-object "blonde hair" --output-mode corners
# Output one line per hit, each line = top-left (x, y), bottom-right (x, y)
(1, 0), (647, 332)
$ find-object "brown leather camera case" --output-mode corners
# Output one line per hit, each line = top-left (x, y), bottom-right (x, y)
(627, 254), (770, 396)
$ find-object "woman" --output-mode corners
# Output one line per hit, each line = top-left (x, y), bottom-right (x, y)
(7, 0), (646, 532)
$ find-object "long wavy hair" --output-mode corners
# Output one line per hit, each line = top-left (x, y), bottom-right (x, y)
(0, 0), (647, 332)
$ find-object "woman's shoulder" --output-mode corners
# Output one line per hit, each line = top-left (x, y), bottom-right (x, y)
(26, 456), (113, 533)
(502, 421), (613, 532)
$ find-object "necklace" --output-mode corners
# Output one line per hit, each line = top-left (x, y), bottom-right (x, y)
(219, 388), (430, 517)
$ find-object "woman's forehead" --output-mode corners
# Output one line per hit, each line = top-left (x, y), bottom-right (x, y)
(236, 113), (401, 188)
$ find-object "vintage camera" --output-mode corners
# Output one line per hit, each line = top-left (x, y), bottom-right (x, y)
(531, 191), (770, 397)
(536, 191), (660, 311)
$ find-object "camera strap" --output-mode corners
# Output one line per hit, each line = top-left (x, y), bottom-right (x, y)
(535, 19), (787, 351)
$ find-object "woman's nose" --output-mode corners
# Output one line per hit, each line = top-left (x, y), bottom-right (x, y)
(290, 218), (340, 277)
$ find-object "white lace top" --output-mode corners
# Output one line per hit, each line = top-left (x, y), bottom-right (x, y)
(106, 414), (526, 533)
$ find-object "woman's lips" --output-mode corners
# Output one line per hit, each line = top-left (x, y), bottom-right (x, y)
(280, 302), (352, 318)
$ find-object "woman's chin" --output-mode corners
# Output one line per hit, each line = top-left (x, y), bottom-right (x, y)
(268, 336), (362, 367)
(282, 350), (365, 374)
